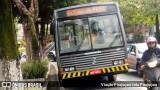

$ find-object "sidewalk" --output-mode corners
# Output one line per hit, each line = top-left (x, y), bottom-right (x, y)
(45, 62), (64, 90)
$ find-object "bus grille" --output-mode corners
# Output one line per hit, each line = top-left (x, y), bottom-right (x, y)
(60, 48), (126, 71)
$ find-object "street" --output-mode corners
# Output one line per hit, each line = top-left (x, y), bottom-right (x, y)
(47, 63), (147, 90)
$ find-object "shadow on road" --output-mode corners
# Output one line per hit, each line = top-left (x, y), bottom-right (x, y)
(47, 75), (115, 90)
(46, 70), (145, 90)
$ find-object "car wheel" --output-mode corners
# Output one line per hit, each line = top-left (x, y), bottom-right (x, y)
(137, 65), (143, 77)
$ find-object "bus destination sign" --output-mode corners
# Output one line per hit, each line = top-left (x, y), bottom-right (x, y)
(57, 5), (116, 18)
(66, 6), (106, 17)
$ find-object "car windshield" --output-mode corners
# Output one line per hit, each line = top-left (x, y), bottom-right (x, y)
(58, 14), (124, 53)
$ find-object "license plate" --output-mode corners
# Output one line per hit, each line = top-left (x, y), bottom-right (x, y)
(90, 69), (102, 75)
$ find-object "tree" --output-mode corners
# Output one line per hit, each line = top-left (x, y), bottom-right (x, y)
(11, 0), (40, 60)
(0, 0), (21, 89)
(0, 1), (18, 59)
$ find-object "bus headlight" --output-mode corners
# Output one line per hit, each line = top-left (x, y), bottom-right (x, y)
(113, 60), (124, 65)
(70, 67), (75, 71)
(64, 67), (75, 72)
(114, 61), (119, 65)
(64, 68), (70, 72)
(119, 60), (123, 64)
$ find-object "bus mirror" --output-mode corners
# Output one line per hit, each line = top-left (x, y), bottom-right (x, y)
(50, 21), (55, 35)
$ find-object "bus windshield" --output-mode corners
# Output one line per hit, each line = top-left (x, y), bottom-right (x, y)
(58, 14), (124, 53)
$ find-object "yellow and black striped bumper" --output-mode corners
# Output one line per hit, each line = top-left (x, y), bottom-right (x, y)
(61, 64), (128, 80)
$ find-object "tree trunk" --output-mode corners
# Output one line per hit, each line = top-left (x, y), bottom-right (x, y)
(0, 0), (18, 59)
(22, 20), (32, 60)
(29, 0), (40, 60)
(155, 14), (160, 44)
(40, 18), (45, 60)
(0, 0), (22, 90)
(0, 60), (23, 90)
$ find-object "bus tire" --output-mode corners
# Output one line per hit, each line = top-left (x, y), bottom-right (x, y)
(108, 75), (117, 82)
(58, 73), (64, 87)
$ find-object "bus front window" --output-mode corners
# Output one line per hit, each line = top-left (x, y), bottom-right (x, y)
(58, 19), (91, 53)
(89, 14), (123, 49)
(58, 14), (124, 53)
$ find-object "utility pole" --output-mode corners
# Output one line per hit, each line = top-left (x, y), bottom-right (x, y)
(154, 0), (160, 43)
(155, 14), (160, 43)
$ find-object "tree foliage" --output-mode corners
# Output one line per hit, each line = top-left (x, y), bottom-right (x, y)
(120, 0), (160, 26)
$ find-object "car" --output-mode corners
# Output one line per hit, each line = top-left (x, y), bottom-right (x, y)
(47, 50), (58, 73)
(47, 50), (56, 62)
(127, 43), (160, 77)
(20, 52), (26, 62)
(127, 44), (131, 53)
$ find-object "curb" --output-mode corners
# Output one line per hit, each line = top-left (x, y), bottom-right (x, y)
(43, 63), (58, 90)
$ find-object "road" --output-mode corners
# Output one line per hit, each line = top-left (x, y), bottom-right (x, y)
(46, 63), (147, 90)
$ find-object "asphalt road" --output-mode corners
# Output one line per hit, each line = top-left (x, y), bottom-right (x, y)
(46, 63), (147, 90)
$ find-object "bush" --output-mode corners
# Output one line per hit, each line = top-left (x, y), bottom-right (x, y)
(21, 59), (49, 79)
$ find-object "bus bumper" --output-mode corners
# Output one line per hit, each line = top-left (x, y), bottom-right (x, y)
(60, 64), (128, 80)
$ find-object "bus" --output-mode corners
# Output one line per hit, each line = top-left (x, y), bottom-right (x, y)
(50, 2), (129, 85)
